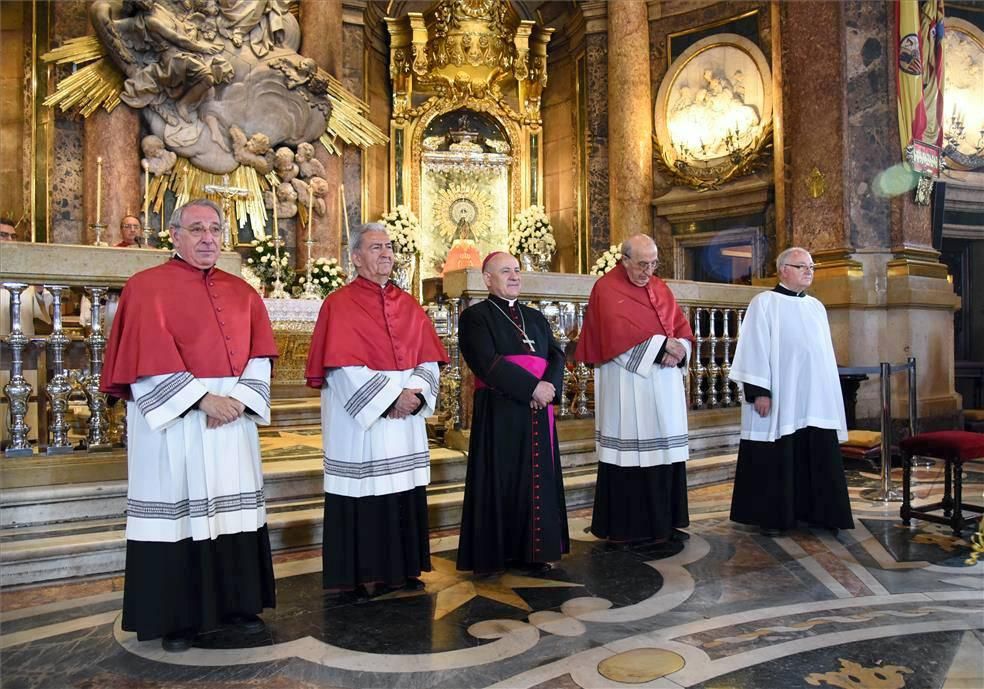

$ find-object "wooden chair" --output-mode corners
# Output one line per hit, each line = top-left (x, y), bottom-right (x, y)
(900, 431), (984, 536)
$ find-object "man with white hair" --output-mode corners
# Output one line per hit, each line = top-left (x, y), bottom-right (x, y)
(575, 234), (694, 545)
(728, 247), (854, 536)
(306, 222), (447, 599)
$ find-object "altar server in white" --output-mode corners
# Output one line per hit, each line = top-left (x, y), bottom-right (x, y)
(575, 234), (694, 545)
(101, 200), (278, 652)
(306, 223), (447, 600)
(728, 247), (854, 536)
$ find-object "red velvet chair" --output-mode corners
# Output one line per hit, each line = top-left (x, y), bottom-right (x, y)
(900, 431), (984, 536)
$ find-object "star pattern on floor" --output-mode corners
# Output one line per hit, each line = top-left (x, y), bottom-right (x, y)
(375, 555), (583, 620)
(258, 430), (323, 452)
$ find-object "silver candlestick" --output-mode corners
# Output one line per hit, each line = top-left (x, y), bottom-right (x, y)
(573, 302), (592, 418)
(89, 222), (108, 247)
(442, 297), (462, 433)
(82, 287), (111, 451)
(552, 301), (573, 420)
(3, 283), (34, 457)
(44, 285), (74, 454)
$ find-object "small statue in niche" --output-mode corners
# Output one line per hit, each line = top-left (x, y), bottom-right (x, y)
(230, 126), (274, 174)
(273, 146), (298, 182)
(140, 134), (177, 175)
(264, 181), (298, 218)
(295, 142), (326, 180)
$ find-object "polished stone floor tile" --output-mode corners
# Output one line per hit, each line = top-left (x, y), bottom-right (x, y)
(1, 466), (981, 689)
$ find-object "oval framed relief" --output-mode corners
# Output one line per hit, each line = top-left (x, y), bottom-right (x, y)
(942, 17), (984, 171)
(654, 34), (773, 187)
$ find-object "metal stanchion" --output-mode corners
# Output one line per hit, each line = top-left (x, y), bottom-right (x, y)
(863, 362), (902, 502)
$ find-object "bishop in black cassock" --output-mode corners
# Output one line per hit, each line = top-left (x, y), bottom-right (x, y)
(456, 252), (570, 575)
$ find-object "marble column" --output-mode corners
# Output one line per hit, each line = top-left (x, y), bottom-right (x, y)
(83, 106), (140, 245)
(781, 0), (959, 426)
(606, 0), (652, 245)
(299, 0), (344, 261)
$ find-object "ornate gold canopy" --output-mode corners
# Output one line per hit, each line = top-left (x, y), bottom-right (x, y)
(385, 0), (553, 279)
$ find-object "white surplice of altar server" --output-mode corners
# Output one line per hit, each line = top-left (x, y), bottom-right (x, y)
(728, 247), (854, 536)
(306, 223), (448, 600)
(574, 234), (696, 545)
(100, 200), (279, 652)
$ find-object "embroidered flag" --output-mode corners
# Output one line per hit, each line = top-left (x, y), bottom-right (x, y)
(896, 0), (946, 159)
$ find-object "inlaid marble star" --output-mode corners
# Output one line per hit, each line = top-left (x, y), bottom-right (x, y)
(375, 555), (583, 620)
(258, 430), (322, 452)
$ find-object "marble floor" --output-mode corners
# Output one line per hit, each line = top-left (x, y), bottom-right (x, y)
(2, 462), (983, 689)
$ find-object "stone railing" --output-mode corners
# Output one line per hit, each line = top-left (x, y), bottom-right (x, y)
(0, 243), (240, 458)
(430, 269), (764, 432)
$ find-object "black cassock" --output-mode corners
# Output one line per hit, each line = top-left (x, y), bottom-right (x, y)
(456, 295), (571, 573)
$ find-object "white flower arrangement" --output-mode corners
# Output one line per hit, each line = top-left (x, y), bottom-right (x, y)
(590, 244), (622, 276)
(296, 256), (346, 298)
(246, 234), (295, 294)
(156, 229), (174, 251)
(380, 205), (420, 255)
(508, 205), (556, 256)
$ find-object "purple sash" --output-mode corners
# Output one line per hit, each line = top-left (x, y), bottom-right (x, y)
(474, 354), (555, 460)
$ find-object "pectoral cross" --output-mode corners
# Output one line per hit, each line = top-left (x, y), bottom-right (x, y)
(523, 336), (536, 351)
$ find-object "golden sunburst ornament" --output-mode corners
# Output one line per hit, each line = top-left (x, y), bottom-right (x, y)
(432, 181), (496, 243)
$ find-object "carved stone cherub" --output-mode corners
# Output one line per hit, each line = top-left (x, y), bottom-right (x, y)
(140, 135), (177, 175)
(264, 181), (298, 218)
(230, 126), (274, 175)
(273, 146), (298, 182)
(291, 176), (329, 217)
(295, 142), (326, 179)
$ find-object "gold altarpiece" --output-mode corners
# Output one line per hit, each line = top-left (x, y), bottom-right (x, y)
(384, 0), (553, 281)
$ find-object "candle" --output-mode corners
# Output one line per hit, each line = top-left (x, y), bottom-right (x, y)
(307, 184), (314, 243)
(95, 157), (103, 225)
(143, 165), (150, 224)
(271, 191), (279, 247)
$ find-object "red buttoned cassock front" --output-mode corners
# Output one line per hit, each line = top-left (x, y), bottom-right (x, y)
(305, 275), (447, 385)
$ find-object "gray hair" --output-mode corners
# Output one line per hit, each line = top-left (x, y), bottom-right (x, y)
(776, 246), (810, 272)
(349, 222), (388, 253)
(168, 199), (224, 232)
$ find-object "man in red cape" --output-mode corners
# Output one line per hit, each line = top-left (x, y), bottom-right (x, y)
(306, 222), (447, 599)
(101, 199), (278, 652)
(575, 233), (694, 545)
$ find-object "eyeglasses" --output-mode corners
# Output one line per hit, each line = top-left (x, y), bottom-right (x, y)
(784, 263), (816, 272)
(631, 260), (661, 271)
(178, 224), (223, 238)
(121, 223), (141, 230)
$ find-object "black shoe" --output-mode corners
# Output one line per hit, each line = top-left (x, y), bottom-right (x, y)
(517, 561), (552, 575)
(325, 587), (366, 604)
(671, 529), (690, 542)
(760, 527), (783, 537)
(403, 577), (425, 591)
(225, 614), (266, 634)
(161, 630), (195, 653)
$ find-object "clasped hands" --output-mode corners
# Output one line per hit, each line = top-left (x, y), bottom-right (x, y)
(387, 387), (423, 420)
(199, 393), (245, 429)
(530, 381), (555, 410)
(659, 337), (688, 368)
